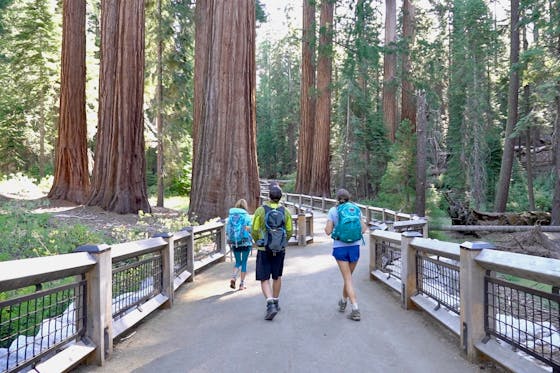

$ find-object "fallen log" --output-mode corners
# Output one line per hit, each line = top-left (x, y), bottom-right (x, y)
(430, 225), (560, 232)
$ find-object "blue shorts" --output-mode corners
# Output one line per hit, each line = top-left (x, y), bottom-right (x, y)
(332, 245), (360, 263)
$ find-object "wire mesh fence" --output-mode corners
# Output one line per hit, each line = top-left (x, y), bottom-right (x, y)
(375, 239), (401, 280)
(416, 253), (460, 315)
(0, 279), (86, 372)
(485, 274), (560, 371)
(112, 252), (163, 319)
(193, 228), (222, 261)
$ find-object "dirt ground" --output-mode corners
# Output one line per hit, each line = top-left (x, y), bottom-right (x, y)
(1, 179), (557, 258)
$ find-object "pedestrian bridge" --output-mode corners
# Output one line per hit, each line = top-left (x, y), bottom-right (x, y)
(0, 194), (559, 373)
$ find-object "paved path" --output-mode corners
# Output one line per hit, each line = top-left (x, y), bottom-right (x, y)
(76, 212), (483, 373)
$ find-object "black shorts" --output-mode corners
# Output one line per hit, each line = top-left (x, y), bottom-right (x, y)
(255, 249), (285, 281)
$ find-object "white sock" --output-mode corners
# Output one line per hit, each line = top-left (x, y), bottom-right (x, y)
(352, 303), (359, 310)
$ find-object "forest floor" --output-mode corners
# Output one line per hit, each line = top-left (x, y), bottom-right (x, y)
(1, 178), (558, 259)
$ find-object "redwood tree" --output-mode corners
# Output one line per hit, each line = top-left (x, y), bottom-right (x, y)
(48, 0), (90, 204)
(295, 0), (316, 194)
(87, 0), (151, 214)
(310, 0), (334, 197)
(189, 0), (260, 222)
(401, 0), (416, 132)
(383, 0), (397, 142)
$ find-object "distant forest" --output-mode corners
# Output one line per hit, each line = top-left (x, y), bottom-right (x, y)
(0, 0), (558, 223)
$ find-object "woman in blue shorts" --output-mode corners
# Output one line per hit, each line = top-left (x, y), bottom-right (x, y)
(324, 188), (367, 321)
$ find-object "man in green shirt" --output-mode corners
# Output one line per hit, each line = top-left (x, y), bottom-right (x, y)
(251, 185), (293, 320)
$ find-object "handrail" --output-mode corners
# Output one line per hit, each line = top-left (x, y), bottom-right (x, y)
(0, 252), (96, 292)
(111, 237), (168, 262)
(475, 249), (560, 285)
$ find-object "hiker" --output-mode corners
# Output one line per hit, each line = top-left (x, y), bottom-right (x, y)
(251, 185), (293, 320)
(324, 188), (367, 321)
(226, 199), (253, 290)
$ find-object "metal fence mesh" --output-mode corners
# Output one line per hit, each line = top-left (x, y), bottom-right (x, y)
(112, 253), (163, 319)
(0, 280), (86, 373)
(416, 254), (460, 314)
(375, 240), (401, 280)
(485, 275), (560, 370)
(193, 229), (221, 261)
(174, 236), (190, 276)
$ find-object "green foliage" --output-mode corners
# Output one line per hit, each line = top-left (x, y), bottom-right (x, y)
(144, 0), (195, 198)
(256, 35), (300, 179)
(0, 0), (60, 176)
(373, 120), (416, 212)
(0, 201), (106, 259)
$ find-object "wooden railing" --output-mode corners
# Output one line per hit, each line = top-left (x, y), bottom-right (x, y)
(369, 229), (560, 372)
(0, 223), (228, 373)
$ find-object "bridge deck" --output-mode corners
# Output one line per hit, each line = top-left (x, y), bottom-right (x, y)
(76, 212), (480, 373)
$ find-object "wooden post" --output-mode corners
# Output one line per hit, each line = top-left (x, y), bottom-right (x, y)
(460, 241), (494, 362)
(219, 223), (227, 262)
(153, 232), (174, 309)
(369, 232), (378, 280)
(183, 227), (195, 282)
(297, 212), (306, 246)
(400, 231), (422, 309)
(74, 244), (112, 366)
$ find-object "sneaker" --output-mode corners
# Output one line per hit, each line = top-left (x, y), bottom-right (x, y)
(273, 299), (281, 312)
(347, 309), (361, 321)
(239, 282), (246, 290)
(265, 302), (278, 321)
(338, 299), (347, 313)
(230, 279), (236, 289)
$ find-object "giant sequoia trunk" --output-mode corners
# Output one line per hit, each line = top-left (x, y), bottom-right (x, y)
(48, 0), (90, 204)
(401, 0), (416, 132)
(189, 0), (260, 223)
(87, 0), (151, 214)
(383, 0), (397, 142)
(310, 0), (333, 197)
(295, 0), (316, 194)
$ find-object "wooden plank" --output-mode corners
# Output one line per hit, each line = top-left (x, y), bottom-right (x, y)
(0, 253), (95, 292)
(475, 339), (549, 373)
(33, 340), (96, 373)
(411, 294), (460, 336)
(173, 270), (192, 291)
(112, 294), (169, 339)
(370, 270), (402, 293)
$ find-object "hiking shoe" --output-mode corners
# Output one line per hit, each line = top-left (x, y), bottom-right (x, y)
(347, 309), (361, 321)
(273, 299), (281, 312)
(265, 302), (278, 321)
(338, 299), (347, 312)
(230, 279), (236, 289)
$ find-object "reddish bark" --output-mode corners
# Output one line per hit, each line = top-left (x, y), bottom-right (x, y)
(48, 0), (90, 204)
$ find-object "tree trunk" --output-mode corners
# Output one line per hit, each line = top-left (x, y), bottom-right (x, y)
(383, 0), (397, 142)
(87, 0), (151, 214)
(415, 91), (427, 217)
(494, 0), (520, 212)
(296, 0), (316, 194)
(189, 0), (260, 223)
(401, 0), (416, 132)
(310, 0), (333, 197)
(48, 0), (90, 204)
(551, 0), (560, 225)
(156, 0), (164, 207)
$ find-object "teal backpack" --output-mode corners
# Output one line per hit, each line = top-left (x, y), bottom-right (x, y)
(226, 208), (251, 249)
(331, 202), (363, 243)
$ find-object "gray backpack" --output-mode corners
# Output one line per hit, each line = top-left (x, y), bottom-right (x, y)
(263, 205), (287, 252)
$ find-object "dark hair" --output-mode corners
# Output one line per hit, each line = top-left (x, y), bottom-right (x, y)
(269, 185), (282, 202)
(335, 188), (351, 203)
